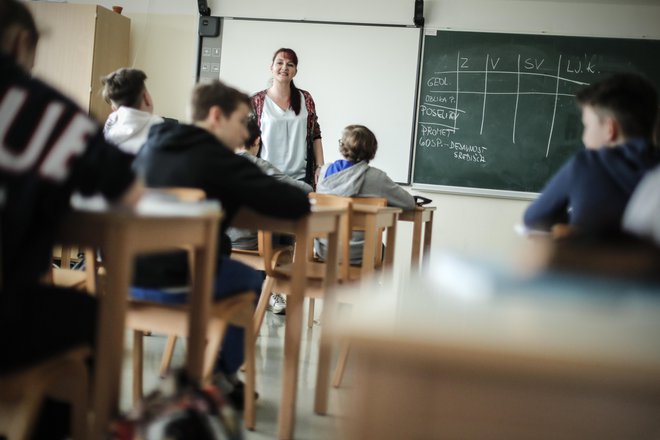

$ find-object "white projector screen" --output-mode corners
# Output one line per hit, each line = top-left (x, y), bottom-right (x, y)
(218, 18), (421, 183)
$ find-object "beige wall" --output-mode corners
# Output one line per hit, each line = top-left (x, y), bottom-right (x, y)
(125, 13), (198, 121)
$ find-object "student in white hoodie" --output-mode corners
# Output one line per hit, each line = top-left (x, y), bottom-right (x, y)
(315, 124), (415, 263)
(101, 68), (164, 154)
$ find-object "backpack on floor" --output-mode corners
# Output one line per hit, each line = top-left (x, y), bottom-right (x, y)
(110, 370), (243, 440)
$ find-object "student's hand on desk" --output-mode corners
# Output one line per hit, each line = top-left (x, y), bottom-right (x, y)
(119, 178), (146, 208)
(551, 223), (577, 240)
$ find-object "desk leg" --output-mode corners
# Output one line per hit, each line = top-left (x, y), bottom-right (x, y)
(90, 231), (130, 438)
(384, 221), (397, 271)
(187, 220), (217, 383)
(360, 215), (379, 279)
(410, 211), (423, 270)
(278, 222), (309, 440)
(314, 224), (340, 415)
(422, 212), (433, 270)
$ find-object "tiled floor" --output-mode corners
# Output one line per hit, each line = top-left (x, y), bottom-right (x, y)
(120, 301), (351, 439)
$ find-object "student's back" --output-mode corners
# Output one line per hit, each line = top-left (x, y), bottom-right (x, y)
(315, 125), (414, 263)
(524, 138), (660, 233)
(317, 125), (414, 210)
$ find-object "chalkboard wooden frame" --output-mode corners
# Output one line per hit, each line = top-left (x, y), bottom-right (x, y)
(412, 29), (660, 199)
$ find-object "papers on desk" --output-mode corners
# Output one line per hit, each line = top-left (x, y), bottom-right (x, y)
(136, 191), (220, 216)
(70, 191), (221, 217)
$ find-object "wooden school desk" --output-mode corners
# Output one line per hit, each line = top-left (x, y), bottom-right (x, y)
(57, 202), (221, 438)
(399, 206), (435, 270)
(233, 206), (344, 440)
(313, 203), (402, 416)
(334, 260), (660, 440)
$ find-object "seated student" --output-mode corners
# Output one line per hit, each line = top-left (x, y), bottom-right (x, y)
(0, 0), (142, 436)
(315, 124), (415, 263)
(524, 73), (660, 234)
(132, 80), (310, 395)
(101, 67), (164, 154)
(227, 117), (312, 315)
(228, 116), (312, 250)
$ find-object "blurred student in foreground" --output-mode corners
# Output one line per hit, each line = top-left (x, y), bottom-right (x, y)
(0, 0), (142, 436)
(524, 73), (660, 235)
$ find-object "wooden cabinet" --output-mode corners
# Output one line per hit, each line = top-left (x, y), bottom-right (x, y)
(28, 3), (130, 122)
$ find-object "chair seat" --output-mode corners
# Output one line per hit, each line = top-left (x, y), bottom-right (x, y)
(51, 268), (88, 290)
(127, 292), (256, 335)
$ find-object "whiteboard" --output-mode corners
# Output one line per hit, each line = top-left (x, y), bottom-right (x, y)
(218, 18), (421, 183)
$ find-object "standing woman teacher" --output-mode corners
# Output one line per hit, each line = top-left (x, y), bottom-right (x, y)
(251, 48), (325, 185)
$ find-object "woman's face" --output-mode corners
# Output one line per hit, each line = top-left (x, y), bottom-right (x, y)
(271, 52), (297, 83)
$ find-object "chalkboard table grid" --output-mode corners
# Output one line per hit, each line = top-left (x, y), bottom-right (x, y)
(413, 30), (660, 198)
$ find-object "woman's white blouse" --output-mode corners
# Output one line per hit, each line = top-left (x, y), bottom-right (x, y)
(260, 91), (308, 180)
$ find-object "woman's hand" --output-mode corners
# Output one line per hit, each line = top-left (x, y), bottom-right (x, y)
(315, 166), (322, 184)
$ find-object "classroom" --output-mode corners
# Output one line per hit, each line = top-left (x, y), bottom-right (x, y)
(1, 0), (660, 438)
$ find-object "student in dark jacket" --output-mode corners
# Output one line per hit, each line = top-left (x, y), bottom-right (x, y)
(524, 73), (660, 234)
(1, 1), (143, 436)
(132, 80), (310, 391)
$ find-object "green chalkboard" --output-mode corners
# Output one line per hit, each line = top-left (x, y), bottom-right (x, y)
(413, 30), (660, 196)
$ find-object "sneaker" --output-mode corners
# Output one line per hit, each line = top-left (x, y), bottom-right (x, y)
(267, 293), (287, 315)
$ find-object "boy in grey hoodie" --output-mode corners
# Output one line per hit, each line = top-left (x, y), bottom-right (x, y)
(315, 125), (415, 263)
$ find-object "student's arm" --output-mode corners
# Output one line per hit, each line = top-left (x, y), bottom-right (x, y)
(117, 178), (145, 207)
(254, 157), (313, 194)
(364, 168), (416, 210)
(313, 138), (324, 184)
(523, 159), (574, 230)
(205, 152), (311, 219)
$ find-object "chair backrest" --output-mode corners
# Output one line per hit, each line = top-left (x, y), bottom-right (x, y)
(309, 193), (387, 281)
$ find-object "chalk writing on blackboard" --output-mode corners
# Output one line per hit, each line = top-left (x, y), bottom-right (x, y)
(418, 51), (594, 167)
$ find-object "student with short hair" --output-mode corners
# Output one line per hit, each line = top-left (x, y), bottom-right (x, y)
(227, 117), (311, 314)
(524, 73), (660, 234)
(228, 117), (311, 250)
(101, 67), (164, 154)
(133, 79), (310, 394)
(315, 124), (415, 263)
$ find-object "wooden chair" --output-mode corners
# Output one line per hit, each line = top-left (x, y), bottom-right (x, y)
(0, 347), (89, 440)
(49, 246), (96, 292)
(123, 187), (257, 429)
(0, 246), (96, 439)
(305, 193), (388, 328)
(230, 231), (294, 340)
(255, 193), (401, 415)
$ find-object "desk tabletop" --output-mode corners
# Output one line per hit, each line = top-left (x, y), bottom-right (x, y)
(336, 254), (660, 378)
